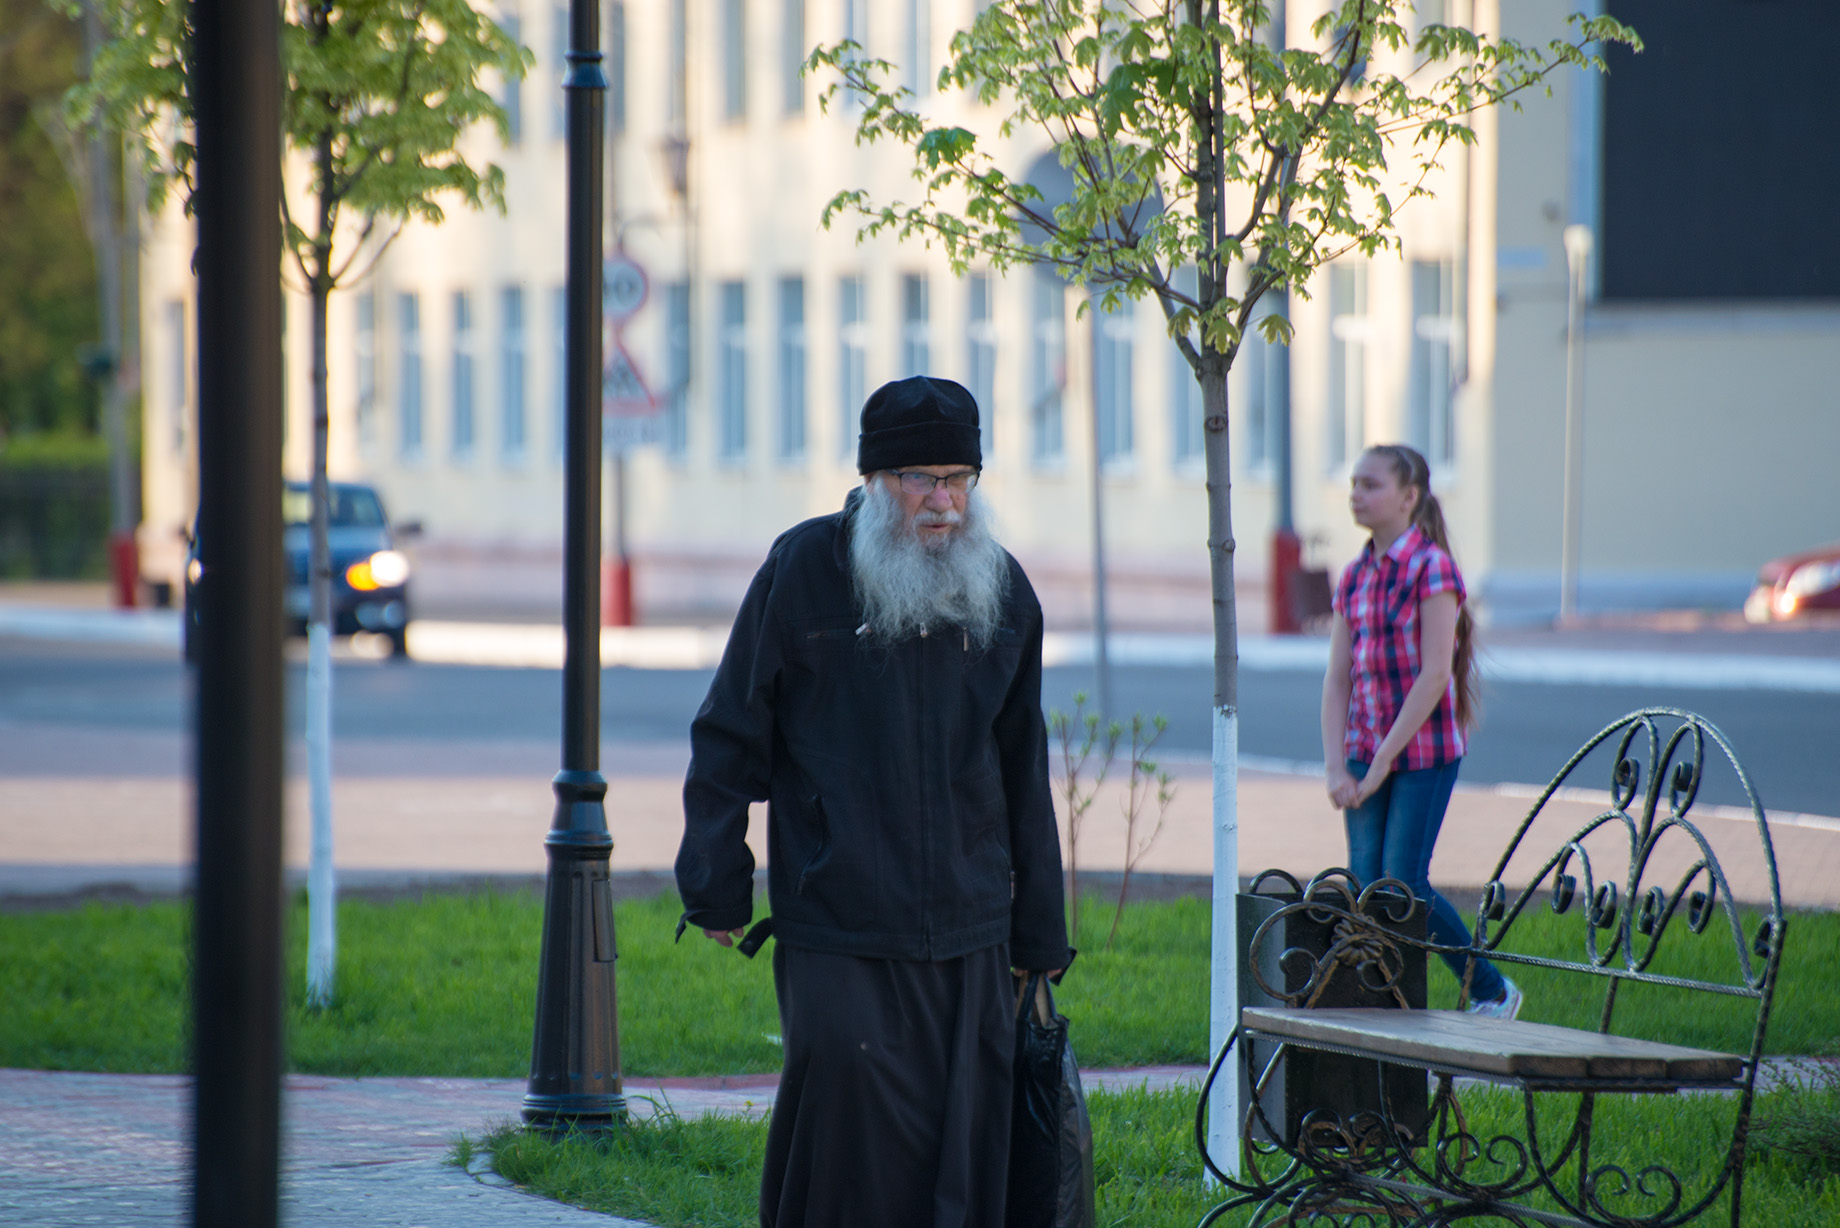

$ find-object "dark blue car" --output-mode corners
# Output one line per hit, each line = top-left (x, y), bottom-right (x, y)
(185, 481), (415, 660)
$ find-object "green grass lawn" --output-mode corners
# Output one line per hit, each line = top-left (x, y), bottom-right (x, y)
(471, 1082), (1840, 1228)
(0, 889), (1834, 1076)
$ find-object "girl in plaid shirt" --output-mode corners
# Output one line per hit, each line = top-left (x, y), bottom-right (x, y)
(1320, 445), (1521, 1019)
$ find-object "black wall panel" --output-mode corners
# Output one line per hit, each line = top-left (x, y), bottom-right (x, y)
(1601, 1), (1840, 300)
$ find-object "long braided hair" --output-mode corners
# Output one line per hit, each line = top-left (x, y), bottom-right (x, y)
(1366, 444), (1479, 730)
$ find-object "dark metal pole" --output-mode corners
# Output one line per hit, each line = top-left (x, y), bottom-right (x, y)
(524, 0), (625, 1132)
(190, 0), (285, 1219)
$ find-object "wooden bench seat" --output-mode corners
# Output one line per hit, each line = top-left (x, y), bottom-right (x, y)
(1242, 1005), (1746, 1088)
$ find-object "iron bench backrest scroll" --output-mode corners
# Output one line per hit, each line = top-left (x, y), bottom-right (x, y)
(1237, 870), (1433, 1150)
(1472, 708), (1785, 1072)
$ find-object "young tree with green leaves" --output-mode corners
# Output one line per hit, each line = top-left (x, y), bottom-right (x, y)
(70, 0), (528, 1007)
(808, 0), (1637, 1168)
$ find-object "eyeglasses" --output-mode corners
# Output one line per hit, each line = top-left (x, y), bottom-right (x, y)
(888, 469), (980, 496)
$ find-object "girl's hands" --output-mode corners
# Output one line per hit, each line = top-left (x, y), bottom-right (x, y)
(1351, 758), (1393, 806)
(1326, 763), (1361, 810)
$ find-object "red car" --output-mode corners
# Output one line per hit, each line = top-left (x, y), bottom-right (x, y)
(1745, 542), (1840, 623)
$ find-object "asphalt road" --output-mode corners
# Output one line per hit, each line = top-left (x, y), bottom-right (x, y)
(2, 635), (1835, 816)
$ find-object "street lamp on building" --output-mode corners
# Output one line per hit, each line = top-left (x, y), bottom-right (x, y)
(523, 0), (626, 1134)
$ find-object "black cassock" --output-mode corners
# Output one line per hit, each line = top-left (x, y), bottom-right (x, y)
(761, 943), (1015, 1228)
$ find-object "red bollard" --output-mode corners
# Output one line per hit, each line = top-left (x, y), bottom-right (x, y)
(601, 556), (633, 627)
(1269, 528), (1302, 635)
(109, 532), (140, 608)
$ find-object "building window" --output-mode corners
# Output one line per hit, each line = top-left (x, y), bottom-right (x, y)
(904, 0), (930, 97)
(500, 286), (526, 462)
(452, 291), (476, 459)
(901, 273), (929, 376)
(782, 0), (805, 115)
(501, 10), (522, 144)
(1030, 268), (1064, 464)
(1093, 298), (1133, 465)
(163, 299), (188, 453)
(664, 282), (691, 456)
(1327, 262), (1368, 468)
(607, 2), (627, 133)
(721, 0), (748, 122)
(1238, 307), (1270, 469)
(354, 291), (375, 450)
(664, 281), (690, 457)
(778, 277), (807, 461)
(838, 275), (867, 458)
(965, 274), (995, 458)
(718, 280), (748, 459)
(552, 285), (567, 463)
(1170, 344), (1202, 467)
(1409, 259), (1461, 467)
(667, 0), (687, 126)
(841, 0), (867, 110)
(398, 293), (422, 458)
(1169, 269), (1202, 467)
(551, 4), (568, 139)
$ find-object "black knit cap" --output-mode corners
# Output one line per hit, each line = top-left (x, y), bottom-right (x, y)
(856, 376), (982, 474)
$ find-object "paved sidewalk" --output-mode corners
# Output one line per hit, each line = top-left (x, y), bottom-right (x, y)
(0, 1066), (1201, 1227)
(5, 752), (1836, 910)
(0, 1069), (638, 1227)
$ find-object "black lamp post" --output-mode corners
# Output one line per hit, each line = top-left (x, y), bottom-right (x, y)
(190, 0), (286, 1219)
(523, 0), (625, 1133)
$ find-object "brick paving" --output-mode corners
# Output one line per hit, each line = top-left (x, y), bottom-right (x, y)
(0, 1066), (1204, 1227)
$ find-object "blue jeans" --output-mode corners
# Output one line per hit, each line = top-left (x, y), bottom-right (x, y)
(1343, 758), (1506, 1005)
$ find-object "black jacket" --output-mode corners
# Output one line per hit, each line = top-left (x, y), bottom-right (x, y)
(676, 489), (1070, 971)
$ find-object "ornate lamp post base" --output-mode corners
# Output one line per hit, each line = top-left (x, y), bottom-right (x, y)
(524, 771), (627, 1134)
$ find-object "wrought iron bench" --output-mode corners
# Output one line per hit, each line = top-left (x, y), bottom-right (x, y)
(1194, 708), (1787, 1228)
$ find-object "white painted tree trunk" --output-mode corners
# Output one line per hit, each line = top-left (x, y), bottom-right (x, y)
(305, 622), (336, 1007)
(305, 276), (337, 1009)
(1207, 703), (1240, 1174)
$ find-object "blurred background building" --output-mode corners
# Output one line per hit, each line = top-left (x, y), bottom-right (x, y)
(133, 0), (1840, 629)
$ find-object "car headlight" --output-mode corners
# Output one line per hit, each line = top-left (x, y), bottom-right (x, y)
(187, 558), (203, 585)
(346, 550), (410, 591)
(1784, 560), (1840, 599)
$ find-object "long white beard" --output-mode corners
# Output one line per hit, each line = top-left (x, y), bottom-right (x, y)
(849, 479), (1011, 648)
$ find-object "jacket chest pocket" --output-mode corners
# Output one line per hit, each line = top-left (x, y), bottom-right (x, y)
(790, 623), (865, 668)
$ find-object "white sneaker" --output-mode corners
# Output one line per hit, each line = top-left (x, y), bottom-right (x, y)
(1466, 978), (1523, 1021)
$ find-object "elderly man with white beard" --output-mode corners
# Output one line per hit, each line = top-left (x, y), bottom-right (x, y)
(676, 375), (1070, 1228)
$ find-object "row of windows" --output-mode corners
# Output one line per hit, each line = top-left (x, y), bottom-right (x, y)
(684, 272), (1207, 470)
(155, 262), (1460, 473)
(1325, 260), (1464, 468)
(351, 287), (559, 465)
(692, 0), (935, 127)
(500, 2), (628, 145)
(684, 261), (1461, 471)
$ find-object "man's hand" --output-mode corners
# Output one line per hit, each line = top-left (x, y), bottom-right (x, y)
(703, 928), (745, 947)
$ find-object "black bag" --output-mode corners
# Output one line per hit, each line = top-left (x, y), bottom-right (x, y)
(1006, 972), (1096, 1228)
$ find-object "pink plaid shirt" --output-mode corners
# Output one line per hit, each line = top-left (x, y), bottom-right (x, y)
(1333, 525), (1468, 769)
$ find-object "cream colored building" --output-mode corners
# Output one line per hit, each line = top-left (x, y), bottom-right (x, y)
(137, 0), (1840, 627)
